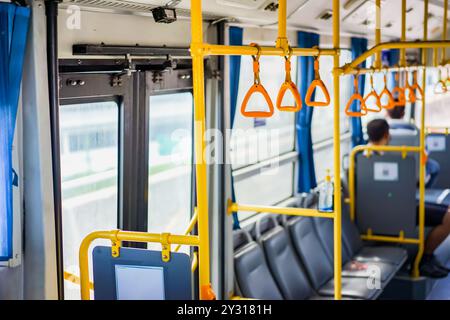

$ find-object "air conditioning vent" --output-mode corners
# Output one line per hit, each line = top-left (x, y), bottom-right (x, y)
(216, 0), (267, 10)
(264, 2), (279, 12)
(317, 10), (333, 21)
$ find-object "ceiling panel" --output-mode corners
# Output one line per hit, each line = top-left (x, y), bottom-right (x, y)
(63, 0), (450, 40)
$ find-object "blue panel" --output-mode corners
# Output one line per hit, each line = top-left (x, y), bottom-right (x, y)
(92, 246), (192, 300)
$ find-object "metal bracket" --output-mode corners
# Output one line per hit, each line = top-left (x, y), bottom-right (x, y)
(111, 231), (121, 258)
(160, 233), (171, 262)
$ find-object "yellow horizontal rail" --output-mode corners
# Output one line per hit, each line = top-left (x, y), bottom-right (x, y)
(342, 40), (450, 74)
(197, 43), (338, 57)
(426, 127), (450, 135)
(228, 202), (335, 219)
(349, 145), (422, 221)
(361, 234), (421, 245)
(343, 65), (425, 75)
(79, 230), (200, 300)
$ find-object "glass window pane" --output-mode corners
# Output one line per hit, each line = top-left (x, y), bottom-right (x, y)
(148, 92), (193, 254)
(311, 50), (352, 144)
(60, 101), (119, 299)
(231, 56), (296, 169)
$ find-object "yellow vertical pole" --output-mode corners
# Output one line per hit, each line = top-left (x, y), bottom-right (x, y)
(332, 0), (342, 301)
(190, 0), (213, 299)
(412, 0), (428, 279)
(400, 0), (407, 67)
(375, 0), (382, 69)
(442, 0), (448, 64)
(276, 0), (288, 51)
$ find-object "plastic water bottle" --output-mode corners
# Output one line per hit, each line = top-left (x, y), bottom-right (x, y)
(318, 170), (334, 212)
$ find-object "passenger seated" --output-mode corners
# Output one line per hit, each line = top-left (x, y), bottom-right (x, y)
(386, 104), (440, 188)
(367, 119), (450, 278)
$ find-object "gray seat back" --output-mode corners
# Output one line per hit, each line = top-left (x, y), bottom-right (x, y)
(255, 216), (314, 300)
(285, 217), (334, 289)
(341, 199), (364, 257)
(233, 229), (283, 300)
(355, 153), (417, 237)
(313, 217), (352, 264)
(389, 129), (420, 179)
(427, 134), (450, 188)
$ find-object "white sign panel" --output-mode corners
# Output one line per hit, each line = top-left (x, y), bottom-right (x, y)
(374, 162), (399, 182)
(115, 265), (165, 300)
(427, 136), (446, 152)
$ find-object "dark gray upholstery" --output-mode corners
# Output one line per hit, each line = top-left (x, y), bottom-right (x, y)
(427, 134), (450, 188)
(342, 205), (408, 266)
(286, 217), (379, 299)
(255, 217), (315, 300)
(313, 218), (397, 283)
(233, 230), (283, 300)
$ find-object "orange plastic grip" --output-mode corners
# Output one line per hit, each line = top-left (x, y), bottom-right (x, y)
(276, 54), (302, 112)
(241, 83), (275, 118)
(345, 75), (367, 117)
(305, 58), (331, 107)
(240, 43), (275, 118)
(364, 74), (382, 112)
(379, 87), (395, 109)
(392, 72), (406, 107)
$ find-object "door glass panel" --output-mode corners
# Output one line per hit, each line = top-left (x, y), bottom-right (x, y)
(148, 92), (193, 254)
(60, 101), (119, 299)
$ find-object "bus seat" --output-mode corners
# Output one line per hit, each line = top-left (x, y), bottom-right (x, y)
(233, 229), (283, 300)
(418, 188), (450, 207)
(254, 216), (316, 300)
(342, 201), (408, 266)
(389, 129), (420, 178)
(355, 153), (417, 238)
(313, 218), (398, 283)
(427, 134), (450, 189)
(285, 216), (380, 300)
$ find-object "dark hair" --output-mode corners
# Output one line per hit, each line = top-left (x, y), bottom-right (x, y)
(367, 119), (390, 143)
(387, 105), (405, 119)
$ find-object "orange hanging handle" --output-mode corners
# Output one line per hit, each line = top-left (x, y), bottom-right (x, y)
(305, 55), (331, 107)
(240, 43), (275, 118)
(276, 47), (302, 112)
(409, 70), (424, 102)
(379, 72), (395, 110)
(364, 73), (382, 113)
(345, 74), (368, 117)
(434, 67), (448, 94)
(392, 71), (406, 107)
(404, 71), (417, 103)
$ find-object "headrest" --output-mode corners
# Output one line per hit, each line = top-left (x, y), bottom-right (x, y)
(233, 229), (253, 251)
(255, 215), (279, 239)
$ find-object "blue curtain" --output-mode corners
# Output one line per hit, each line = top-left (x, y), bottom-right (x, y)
(387, 48), (400, 91)
(229, 26), (243, 229)
(350, 37), (368, 147)
(0, 3), (30, 261)
(296, 31), (320, 193)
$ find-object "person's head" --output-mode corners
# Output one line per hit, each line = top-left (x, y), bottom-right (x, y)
(367, 119), (390, 145)
(387, 104), (406, 119)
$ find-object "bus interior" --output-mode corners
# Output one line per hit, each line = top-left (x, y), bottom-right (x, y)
(1, 0), (450, 302)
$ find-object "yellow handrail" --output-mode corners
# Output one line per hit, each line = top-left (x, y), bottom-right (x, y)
(64, 271), (94, 291)
(341, 41), (450, 74)
(174, 209), (199, 252)
(426, 127), (450, 135)
(228, 202), (334, 219)
(79, 230), (200, 300)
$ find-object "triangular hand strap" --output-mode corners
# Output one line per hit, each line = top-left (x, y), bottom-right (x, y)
(379, 87), (395, 109)
(364, 90), (382, 112)
(276, 81), (302, 112)
(241, 83), (275, 118)
(345, 94), (367, 117)
(391, 87), (406, 107)
(305, 79), (331, 107)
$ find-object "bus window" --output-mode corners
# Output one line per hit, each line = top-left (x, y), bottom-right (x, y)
(231, 56), (297, 222)
(60, 101), (119, 299)
(312, 49), (352, 144)
(147, 92), (193, 253)
(231, 56), (296, 169)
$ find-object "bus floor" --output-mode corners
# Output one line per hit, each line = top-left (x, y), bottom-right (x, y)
(427, 261), (450, 300)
